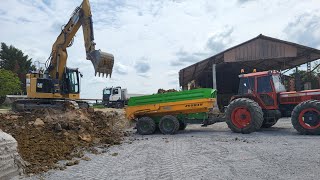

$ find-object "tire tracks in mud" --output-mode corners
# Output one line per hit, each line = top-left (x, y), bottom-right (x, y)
(147, 137), (189, 180)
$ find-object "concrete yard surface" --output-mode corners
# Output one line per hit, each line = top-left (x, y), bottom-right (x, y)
(26, 118), (319, 180)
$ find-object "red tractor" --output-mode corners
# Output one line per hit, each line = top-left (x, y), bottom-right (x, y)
(225, 70), (320, 135)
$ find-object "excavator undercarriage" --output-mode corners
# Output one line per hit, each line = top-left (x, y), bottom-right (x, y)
(12, 99), (90, 112)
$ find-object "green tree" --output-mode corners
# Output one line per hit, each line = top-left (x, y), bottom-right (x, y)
(0, 69), (21, 104)
(314, 60), (320, 73)
(0, 42), (33, 93)
(290, 70), (319, 90)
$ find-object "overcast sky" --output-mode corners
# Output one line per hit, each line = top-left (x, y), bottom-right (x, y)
(1, 0), (320, 98)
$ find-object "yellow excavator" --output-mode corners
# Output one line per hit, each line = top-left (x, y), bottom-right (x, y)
(12, 0), (114, 112)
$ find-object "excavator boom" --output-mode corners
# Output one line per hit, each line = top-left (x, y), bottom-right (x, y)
(48, 0), (113, 78)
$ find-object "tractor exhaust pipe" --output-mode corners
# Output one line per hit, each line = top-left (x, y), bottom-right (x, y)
(87, 50), (114, 77)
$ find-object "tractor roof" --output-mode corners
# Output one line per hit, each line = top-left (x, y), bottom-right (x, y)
(239, 70), (280, 78)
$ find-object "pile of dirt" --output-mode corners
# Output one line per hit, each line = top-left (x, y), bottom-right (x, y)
(0, 109), (128, 174)
(157, 88), (177, 94)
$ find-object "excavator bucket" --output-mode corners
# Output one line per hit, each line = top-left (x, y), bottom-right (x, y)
(87, 50), (114, 77)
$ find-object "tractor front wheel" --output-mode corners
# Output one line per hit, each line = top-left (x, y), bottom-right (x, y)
(291, 100), (320, 135)
(136, 117), (156, 135)
(159, 115), (180, 134)
(226, 98), (264, 134)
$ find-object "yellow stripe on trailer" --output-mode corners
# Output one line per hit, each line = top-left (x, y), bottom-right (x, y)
(125, 98), (216, 120)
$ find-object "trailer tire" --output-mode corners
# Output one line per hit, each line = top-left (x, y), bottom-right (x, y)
(136, 117), (156, 135)
(291, 100), (320, 135)
(226, 98), (263, 134)
(159, 115), (180, 134)
(179, 120), (187, 130)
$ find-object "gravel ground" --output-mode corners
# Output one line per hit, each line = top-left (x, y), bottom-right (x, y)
(24, 118), (319, 180)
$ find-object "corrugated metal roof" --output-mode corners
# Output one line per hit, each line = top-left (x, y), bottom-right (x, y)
(179, 34), (320, 87)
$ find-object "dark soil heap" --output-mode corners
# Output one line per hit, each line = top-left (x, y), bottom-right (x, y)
(0, 109), (127, 174)
(157, 88), (177, 94)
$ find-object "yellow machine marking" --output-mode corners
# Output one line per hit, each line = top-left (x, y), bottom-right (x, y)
(125, 98), (216, 120)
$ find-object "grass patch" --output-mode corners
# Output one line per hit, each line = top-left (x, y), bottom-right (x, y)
(92, 104), (105, 109)
(0, 104), (11, 109)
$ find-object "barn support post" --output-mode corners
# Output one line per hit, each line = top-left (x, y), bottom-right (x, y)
(212, 64), (217, 89)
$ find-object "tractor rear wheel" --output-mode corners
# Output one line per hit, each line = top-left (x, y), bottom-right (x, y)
(291, 100), (320, 135)
(226, 98), (264, 134)
(159, 115), (180, 134)
(136, 117), (156, 135)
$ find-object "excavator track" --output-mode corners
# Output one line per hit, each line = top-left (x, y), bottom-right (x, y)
(12, 99), (90, 113)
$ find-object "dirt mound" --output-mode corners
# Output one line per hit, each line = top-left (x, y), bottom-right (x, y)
(157, 88), (177, 94)
(0, 108), (127, 174)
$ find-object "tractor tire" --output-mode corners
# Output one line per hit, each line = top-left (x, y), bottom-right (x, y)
(261, 119), (278, 128)
(291, 100), (320, 135)
(159, 115), (180, 134)
(179, 120), (187, 130)
(226, 98), (264, 134)
(136, 117), (156, 135)
(261, 110), (281, 128)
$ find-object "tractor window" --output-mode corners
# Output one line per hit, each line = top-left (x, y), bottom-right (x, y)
(272, 75), (286, 93)
(257, 76), (272, 93)
(238, 77), (255, 95)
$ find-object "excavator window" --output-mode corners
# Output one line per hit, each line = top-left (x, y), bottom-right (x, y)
(66, 69), (79, 94)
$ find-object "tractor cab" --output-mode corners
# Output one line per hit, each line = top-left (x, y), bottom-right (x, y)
(236, 70), (286, 110)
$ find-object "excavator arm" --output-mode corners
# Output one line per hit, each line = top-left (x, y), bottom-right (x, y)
(47, 0), (114, 80)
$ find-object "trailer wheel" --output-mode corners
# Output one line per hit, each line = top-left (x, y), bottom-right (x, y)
(179, 120), (187, 130)
(136, 117), (156, 135)
(159, 115), (180, 134)
(226, 98), (263, 134)
(291, 100), (320, 135)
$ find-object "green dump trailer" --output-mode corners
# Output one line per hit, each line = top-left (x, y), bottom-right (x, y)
(125, 88), (224, 135)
